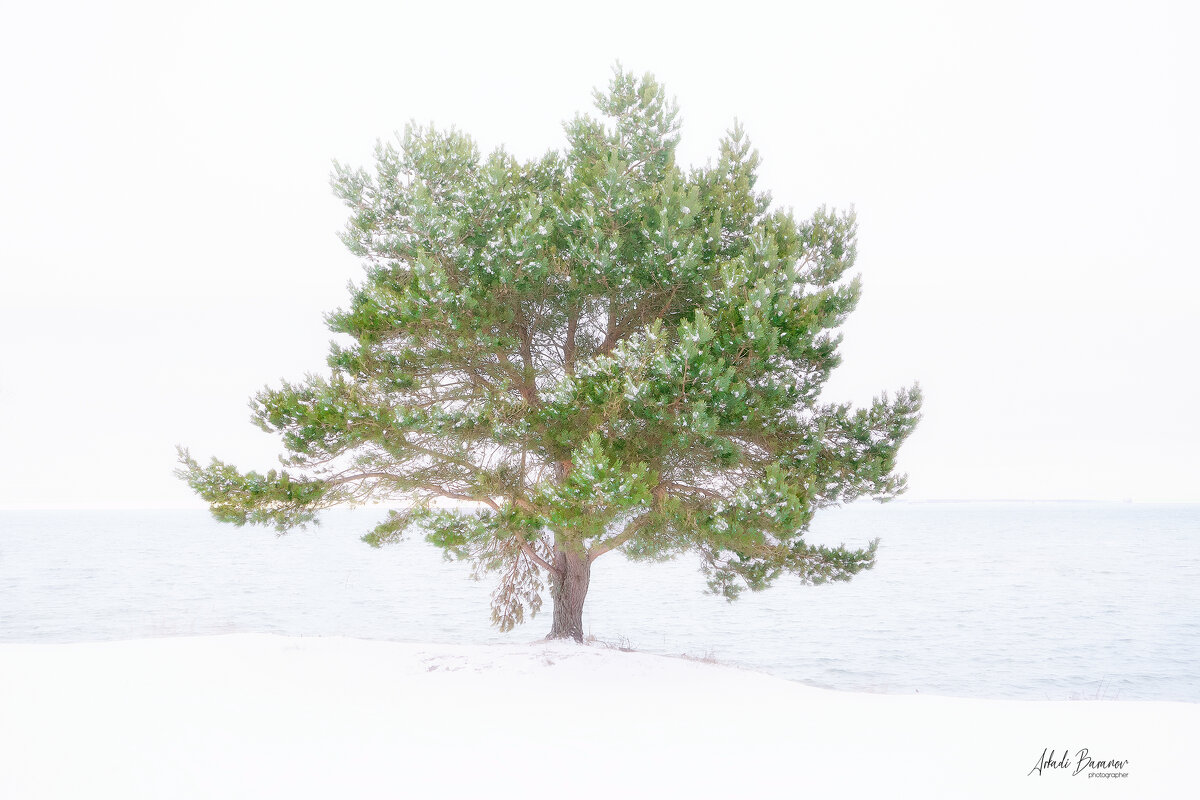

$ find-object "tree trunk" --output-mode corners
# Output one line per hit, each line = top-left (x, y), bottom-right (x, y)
(546, 546), (590, 642)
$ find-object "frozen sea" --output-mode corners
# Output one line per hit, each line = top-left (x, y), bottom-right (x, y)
(2, 502), (1197, 701)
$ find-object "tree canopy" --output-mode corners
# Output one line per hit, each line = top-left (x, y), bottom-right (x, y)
(179, 67), (921, 640)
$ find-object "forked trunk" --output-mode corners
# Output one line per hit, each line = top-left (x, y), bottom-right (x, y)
(546, 546), (590, 642)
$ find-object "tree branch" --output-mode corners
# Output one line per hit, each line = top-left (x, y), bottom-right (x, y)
(662, 481), (724, 499)
(588, 512), (652, 563)
(563, 306), (579, 376)
(478, 496), (560, 575)
(325, 471), (403, 488)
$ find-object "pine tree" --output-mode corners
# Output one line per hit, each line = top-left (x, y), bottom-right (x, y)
(178, 67), (921, 641)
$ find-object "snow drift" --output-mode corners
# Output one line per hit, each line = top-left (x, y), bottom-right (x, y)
(1, 634), (1194, 798)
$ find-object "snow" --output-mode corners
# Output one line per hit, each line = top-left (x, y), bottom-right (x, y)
(0, 634), (1194, 799)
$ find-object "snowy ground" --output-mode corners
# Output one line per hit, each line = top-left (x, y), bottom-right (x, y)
(1, 635), (1195, 798)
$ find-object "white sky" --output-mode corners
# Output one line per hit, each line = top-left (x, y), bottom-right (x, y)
(1, 0), (1197, 508)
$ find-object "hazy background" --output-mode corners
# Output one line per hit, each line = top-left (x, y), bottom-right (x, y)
(2, 0), (1197, 508)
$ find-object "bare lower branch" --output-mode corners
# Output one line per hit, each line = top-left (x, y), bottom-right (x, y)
(326, 471), (403, 488)
(588, 512), (652, 563)
(662, 481), (724, 499)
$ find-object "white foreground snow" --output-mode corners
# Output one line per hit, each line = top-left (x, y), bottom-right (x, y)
(1, 635), (1195, 798)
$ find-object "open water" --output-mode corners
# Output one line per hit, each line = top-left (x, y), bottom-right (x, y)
(1, 502), (1196, 700)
